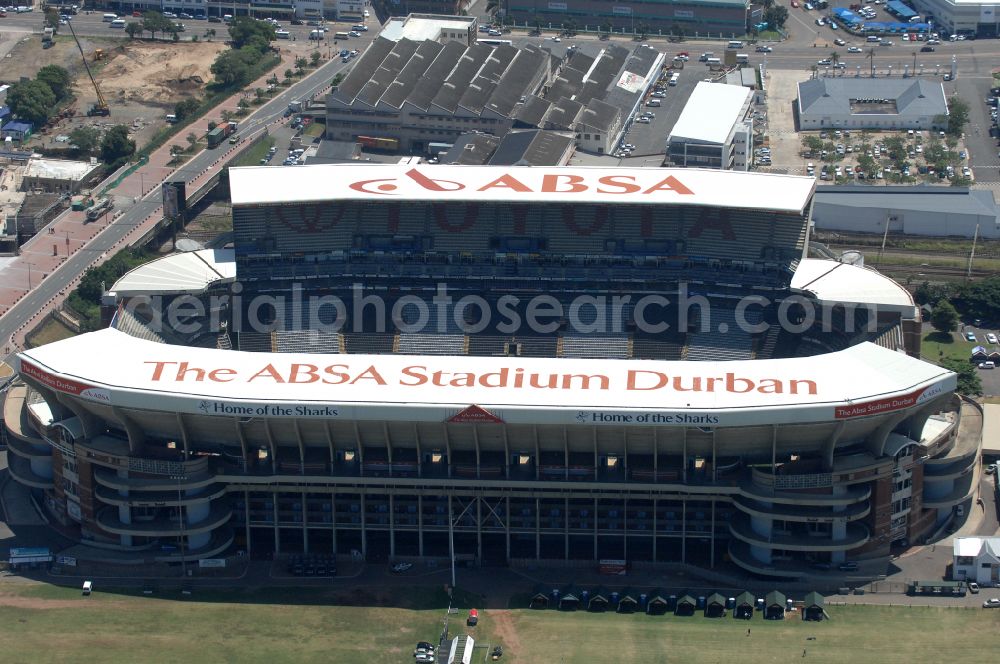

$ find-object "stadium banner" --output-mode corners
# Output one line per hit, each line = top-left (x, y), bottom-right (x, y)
(18, 332), (957, 428)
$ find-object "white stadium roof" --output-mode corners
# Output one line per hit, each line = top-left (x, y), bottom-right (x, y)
(668, 82), (753, 146)
(109, 249), (236, 297)
(229, 165), (816, 214)
(791, 258), (917, 314)
(17, 329), (955, 427)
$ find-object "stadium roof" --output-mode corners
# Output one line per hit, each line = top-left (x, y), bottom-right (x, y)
(17, 330), (955, 427)
(229, 164), (816, 213)
(953, 537), (1000, 559)
(791, 258), (915, 311)
(813, 186), (998, 218)
(669, 82), (752, 146)
(108, 249), (236, 297)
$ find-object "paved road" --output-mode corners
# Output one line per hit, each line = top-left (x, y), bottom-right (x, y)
(0, 54), (351, 358)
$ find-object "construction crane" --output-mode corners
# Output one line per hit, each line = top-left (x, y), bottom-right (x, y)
(65, 18), (110, 117)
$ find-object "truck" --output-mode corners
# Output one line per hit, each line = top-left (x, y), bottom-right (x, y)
(206, 121), (236, 148)
(71, 196), (93, 211)
(85, 197), (113, 221)
(42, 26), (54, 48)
(288, 100), (303, 113)
(357, 135), (400, 151)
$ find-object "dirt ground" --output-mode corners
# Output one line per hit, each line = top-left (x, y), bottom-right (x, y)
(2, 34), (226, 149)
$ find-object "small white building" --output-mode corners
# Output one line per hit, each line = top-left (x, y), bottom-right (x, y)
(666, 82), (753, 171)
(380, 14), (479, 46)
(953, 536), (1000, 585)
(20, 157), (100, 195)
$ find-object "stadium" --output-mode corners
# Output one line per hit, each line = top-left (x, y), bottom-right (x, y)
(3, 164), (978, 579)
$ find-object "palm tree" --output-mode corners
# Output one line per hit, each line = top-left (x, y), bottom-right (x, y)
(810, 64), (819, 79)
(830, 51), (840, 67)
(486, 0), (500, 19)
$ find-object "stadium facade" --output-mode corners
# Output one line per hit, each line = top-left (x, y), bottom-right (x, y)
(4, 165), (977, 579)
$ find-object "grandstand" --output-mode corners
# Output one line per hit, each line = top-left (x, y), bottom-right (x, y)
(4, 165), (977, 580)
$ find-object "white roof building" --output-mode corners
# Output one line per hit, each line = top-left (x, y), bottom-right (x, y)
(380, 14), (478, 45)
(953, 536), (1000, 584)
(20, 157), (99, 194)
(666, 82), (754, 171)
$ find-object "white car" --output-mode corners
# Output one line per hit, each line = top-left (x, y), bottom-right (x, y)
(848, 46), (862, 52)
(987, 333), (998, 345)
(391, 562), (413, 573)
(983, 598), (1000, 608)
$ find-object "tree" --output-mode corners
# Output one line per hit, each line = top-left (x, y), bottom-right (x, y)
(945, 96), (969, 137)
(939, 358), (982, 397)
(126, 22), (143, 39)
(37, 65), (72, 101)
(68, 126), (100, 155)
(763, 4), (788, 29)
(142, 11), (172, 39)
(237, 97), (249, 114)
(100, 124), (136, 164)
(221, 109), (233, 123)
(169, 144), (184, 159)
(186, 132), (198, 150)
(228, 16), (276, 52)
(285, 68), (294, 80)
(174, 98), (200, 122)
(44, 7), (59, 29)
(295, 56), (307, 74)
(830, 51), (840, 67)
(310, 51), (321, 67)
(930, 299), (959, 334)
(207, 120), (218, 131)
(211, 49), (260, 87)
(6, 79), (56, 126)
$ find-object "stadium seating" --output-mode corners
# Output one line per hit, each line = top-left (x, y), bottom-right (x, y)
(560, 334), (631, 359)
(236, 332), (274, 353)
(274, 330), (341, 354)
(685, 305), (760, 362)
(396, 334), (466, 355)
(343, 333), (396, 355)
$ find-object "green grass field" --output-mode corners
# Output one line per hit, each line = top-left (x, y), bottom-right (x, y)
(921, 330), (975, 363)
(2, 582), (1000, 664)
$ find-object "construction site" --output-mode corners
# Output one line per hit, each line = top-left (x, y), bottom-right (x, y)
(1, 31), (226, 149)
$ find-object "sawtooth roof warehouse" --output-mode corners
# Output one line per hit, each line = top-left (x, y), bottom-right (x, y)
(4, 164), (979, 580)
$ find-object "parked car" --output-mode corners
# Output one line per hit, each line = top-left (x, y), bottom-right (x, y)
(969, 582), (980, 593)
(987, 333), (998, 344)
(966, 331), (977, 342)
(467, 608), (479, 626)
(834, 38), (846, 45)
(982, 598), (1000, 608)
(391, 562), (413, 573)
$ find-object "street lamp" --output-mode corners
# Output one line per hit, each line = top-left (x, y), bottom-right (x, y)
(25, 261), (33, 289)
(171, 474), (188, 579)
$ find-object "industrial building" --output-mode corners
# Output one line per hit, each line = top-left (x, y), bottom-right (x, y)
(797, 78), (949, 131)
(439, 130), (576, 165)
(908, 0), (1000, 38)
(812, 186), (1000, 239)
(666, 82), (753, 170)
(325, 37), (662, 155)
(20, 158), (101, 195)
(4, 164), (979, 579)
(505, 0), (754, 38)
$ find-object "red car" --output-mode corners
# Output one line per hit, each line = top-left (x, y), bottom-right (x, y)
(132, 10), (142, 16)
(791, 1), (799, 6)
(467, 608), (479, 626)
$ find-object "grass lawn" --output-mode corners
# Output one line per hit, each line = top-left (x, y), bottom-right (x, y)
(2, 582), (1000, 664)
(922, 330), (975, 364)
(24, 316), (77, 349)
(230, 136), (276, 168)
(303, 121), (324, 138)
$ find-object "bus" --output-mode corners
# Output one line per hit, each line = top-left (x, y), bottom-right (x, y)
(479, 38), (513, 46)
